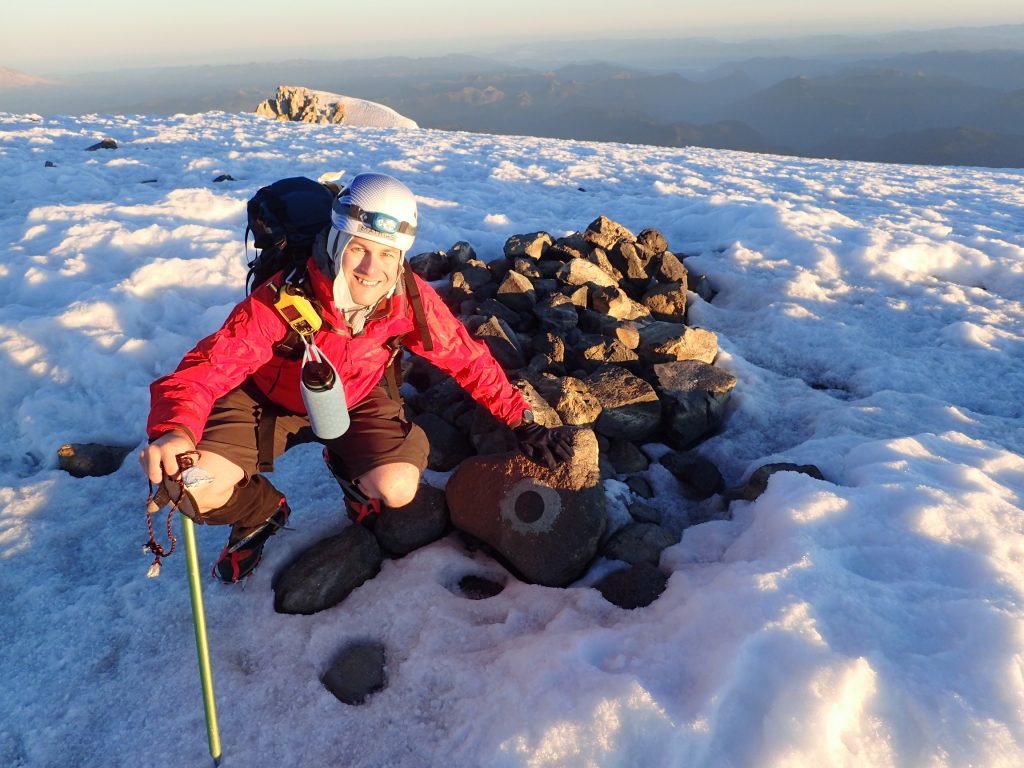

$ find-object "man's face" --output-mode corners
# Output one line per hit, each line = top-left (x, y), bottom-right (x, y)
(340, 236), (402, 307)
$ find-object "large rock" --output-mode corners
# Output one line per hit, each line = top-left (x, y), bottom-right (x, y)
(473, 315), (525, 371)
(637, 322), (718, 365)
(504, 232), (552, 260)
(374, 484), (449, 556)
(637, 228), (668, 254)
(573, 335), (640, 373)
(584, 215), (636, 250)
(650, 251), (688, 284)
(557, 258), (619, 289)
(653, 361), (737, 448)
(408, 250), (452, 281)
(533, 375), (603, 426)
(589, 285), (650, 321)
(586, 365), (662, 442)
(533, 293), (579, 332)
(273, 525), (382, 614)
(607, 239), (653, 291)
(446, 429), (606, 587)
(496, 270), (537, 313)
(641, 282), (688, 322)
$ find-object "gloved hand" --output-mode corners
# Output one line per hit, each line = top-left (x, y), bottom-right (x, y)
(513, 422), (574, 470)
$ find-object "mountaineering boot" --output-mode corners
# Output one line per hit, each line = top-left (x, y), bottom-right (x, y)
(213, 497), (291, 583)
(209, 474), (291, 583)
(323, 447), (382, 526)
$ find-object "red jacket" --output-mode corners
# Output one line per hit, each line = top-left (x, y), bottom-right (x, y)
(147, 259), (529, 444)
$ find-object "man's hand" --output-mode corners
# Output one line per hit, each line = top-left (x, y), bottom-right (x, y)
(513, 422), (574, 470)
(139, 431), (195, 483)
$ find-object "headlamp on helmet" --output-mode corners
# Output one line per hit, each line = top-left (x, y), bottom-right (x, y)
(329, 172), (418, 255)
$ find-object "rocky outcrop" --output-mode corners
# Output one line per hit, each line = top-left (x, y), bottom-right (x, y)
(255, 85), (418, 128)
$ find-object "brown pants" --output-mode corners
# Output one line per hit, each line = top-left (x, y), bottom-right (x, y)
(194, 382), (429, 534)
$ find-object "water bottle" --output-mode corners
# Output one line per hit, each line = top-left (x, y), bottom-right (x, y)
(300, 342), (350, 439)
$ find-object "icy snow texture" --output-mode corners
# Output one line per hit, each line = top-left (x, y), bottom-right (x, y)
(1, 111), (1023, 767)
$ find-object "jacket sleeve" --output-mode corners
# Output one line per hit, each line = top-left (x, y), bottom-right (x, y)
(146, 292), (286, 444)
(403, 274), (529, 427)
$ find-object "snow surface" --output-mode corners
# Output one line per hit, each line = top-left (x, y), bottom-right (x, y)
(1, 111), (1023, 768)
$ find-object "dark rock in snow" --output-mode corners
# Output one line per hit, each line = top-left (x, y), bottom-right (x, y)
(594, 562), (668, 609)
(273, 525), (382, 615)
(86, 139), (118, 151)
(726, 463), (826, 503)
(321, 641), (387, 705)
(449, 241), (476, 266)
(660, 452), (724, 499)
(457, 574), (505, 600)
(58, 443), (134, 478)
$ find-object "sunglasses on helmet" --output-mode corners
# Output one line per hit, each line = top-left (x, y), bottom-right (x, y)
(334, 201), (417, 237)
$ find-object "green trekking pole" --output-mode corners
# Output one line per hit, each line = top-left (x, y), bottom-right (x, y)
(144, 454), (223, 766)
(181, 514), (223, 767)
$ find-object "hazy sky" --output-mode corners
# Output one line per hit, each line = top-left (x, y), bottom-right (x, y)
(5, 0), (1023, 75)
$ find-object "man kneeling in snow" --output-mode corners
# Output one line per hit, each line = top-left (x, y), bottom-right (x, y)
(140, 172), (571, 582)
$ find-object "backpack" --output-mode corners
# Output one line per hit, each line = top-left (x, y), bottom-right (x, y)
(244, 175), (434, 398)
(245, 176), (336, 293)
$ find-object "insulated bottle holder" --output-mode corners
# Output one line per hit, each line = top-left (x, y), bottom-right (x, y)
(300, 342), (350, 439)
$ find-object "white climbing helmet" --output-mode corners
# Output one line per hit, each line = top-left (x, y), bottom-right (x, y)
(328, 172), (418, 255)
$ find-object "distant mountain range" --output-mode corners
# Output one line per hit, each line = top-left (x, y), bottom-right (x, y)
(3, 24), (1024, 168)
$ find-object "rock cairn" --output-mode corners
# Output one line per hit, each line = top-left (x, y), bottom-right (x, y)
(401, 215), (742, 606)
(406, 215), (734, 473)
